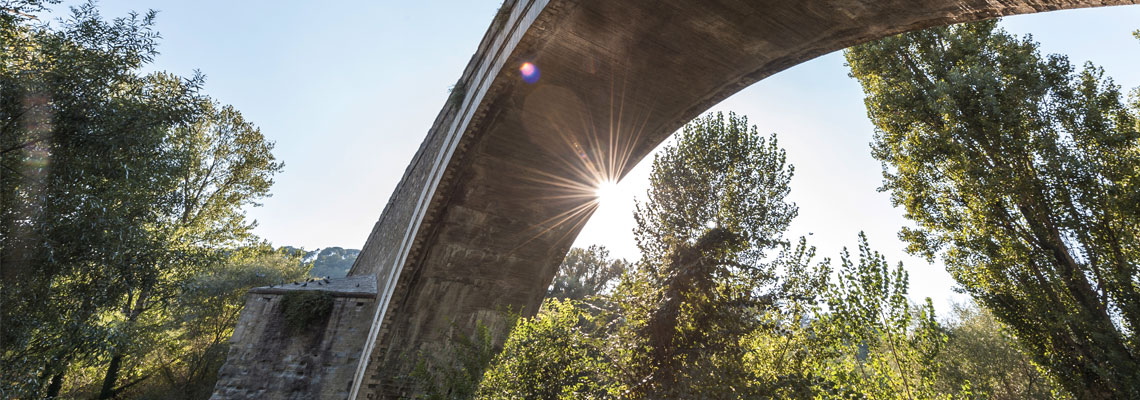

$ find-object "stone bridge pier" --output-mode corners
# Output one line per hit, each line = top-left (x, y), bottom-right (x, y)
(212, 0), (1138, 398)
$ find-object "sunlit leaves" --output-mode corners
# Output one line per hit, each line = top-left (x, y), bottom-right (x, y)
(1, 3), (282, 397)
(847, 20), (1140, 397)
(813, 233), (948, 400)
(548, 245), (629, 301)
(634, 112), (797, 267)
(477, 300), (623, 399)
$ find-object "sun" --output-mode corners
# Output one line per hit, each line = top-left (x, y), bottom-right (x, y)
(594, 180), (619, 204)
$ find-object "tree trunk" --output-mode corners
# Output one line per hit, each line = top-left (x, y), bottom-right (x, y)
(45, 370), (65, 398)
(98, 287), (150, 400)
(98, 353), (123, 400)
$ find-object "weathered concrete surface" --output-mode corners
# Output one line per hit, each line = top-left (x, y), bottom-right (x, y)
(254, 0), (1140, 398)
(211, 276), (377, 399)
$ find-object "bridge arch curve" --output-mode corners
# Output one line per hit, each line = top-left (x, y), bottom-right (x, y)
(345, 0), (1137, 397)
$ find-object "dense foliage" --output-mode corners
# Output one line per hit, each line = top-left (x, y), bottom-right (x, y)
(451, 93), (1121, 398)
(547, 245), (628, 301)
(471, 114), (948, 399)
(0, 2), (299, 398)
(4, 1), (1134, 398)
(624, 112), (811, 398)
(811, 234), (946, 399)
(934, 302), (1063, 399)
(280, 290), (334, 334)
(98, 249), (309, 399)
(847, 19), (1140, 398)
(478, 300), (620, 399)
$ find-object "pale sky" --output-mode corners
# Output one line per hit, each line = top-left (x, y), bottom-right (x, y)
(45, 2), (1140, 312)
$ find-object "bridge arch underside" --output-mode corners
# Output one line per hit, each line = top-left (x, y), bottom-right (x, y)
(349, 0), (1137, 396)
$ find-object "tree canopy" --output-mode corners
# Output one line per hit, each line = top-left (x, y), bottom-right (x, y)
(467, 102), (1087, 398)
(548, 245), (628, 301)
(846, 19), (1140, 398)
(1, 3), (289, 397)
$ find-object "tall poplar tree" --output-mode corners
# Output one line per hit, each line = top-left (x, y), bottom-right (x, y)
(846, 20), (1140, 398)
(626, 111), (806, 398)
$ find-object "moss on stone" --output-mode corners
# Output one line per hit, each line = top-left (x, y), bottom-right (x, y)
(280, 291), (334, 334)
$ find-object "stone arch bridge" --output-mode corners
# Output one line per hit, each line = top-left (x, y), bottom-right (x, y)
(211, 0), (1137, 398)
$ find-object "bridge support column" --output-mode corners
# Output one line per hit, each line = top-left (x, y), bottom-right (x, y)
(211, 275), (378, 399)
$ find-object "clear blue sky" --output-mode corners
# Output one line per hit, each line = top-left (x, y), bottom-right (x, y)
(43, 2), (1140, 311)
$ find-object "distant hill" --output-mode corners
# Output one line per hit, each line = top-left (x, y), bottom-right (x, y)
(281, 246), (360, 278)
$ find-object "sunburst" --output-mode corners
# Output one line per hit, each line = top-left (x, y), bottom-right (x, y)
(504, 70), (650, 253)
(594, 180), (620, 204)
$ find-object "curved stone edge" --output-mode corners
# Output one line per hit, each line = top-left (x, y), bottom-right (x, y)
(345, 0), (573, 397)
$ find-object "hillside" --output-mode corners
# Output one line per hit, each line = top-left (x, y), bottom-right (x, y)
(282, 246), (361, 278)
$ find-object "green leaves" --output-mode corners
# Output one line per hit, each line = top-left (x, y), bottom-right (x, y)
(548, 245), (628, 301)
(626, 112), (807, 398)
(847, 20), (1140, 397)
(935, 301), (1064, 398)
(478, 300), (622, 400)
(635, 112), (796, 267)
(814, 233), (947, 400)
(463, 94), (1085, 398)
(464, 113), (814, 399)
(2, 6), (204, 395)
(1, 3), (283, 397)
(280, 290), (334, 335)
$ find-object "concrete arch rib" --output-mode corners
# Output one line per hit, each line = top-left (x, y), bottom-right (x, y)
(348, 0), (1138, 397)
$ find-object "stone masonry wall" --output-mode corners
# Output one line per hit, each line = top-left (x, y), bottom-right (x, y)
(212, 276), (377, 399)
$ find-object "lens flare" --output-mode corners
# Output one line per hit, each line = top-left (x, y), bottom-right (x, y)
(520, 62), (540, 84)
(505, 71), (651, 253)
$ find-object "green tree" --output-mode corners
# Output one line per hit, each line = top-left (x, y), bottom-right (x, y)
(935, 301), (1065, 399)
(150, 248), (307, 399)
(633, 112), (797, 265)
(94, 97), (282, 400)
(477, 300), (622, 399)
(1, 3), (282, 397)
(473, 105), (1084, 399)
(626, 111), (806, 398)
(410, 319), (505, 400)
(738, 236), (830, 398)
(51, 247), (309, 399)
(846, 20), (1140, 398)
(1, 4), (204, 396)
(548, 245), (628, 301)
(467, 112), (821, 399)
(812, 234), (947, 400)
